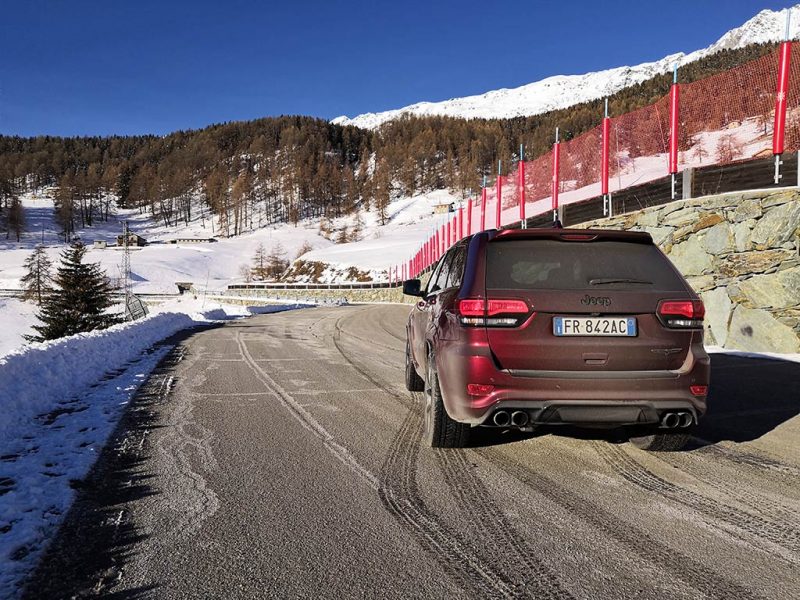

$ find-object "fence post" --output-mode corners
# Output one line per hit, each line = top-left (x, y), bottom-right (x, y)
(496, 160), (502, 229)
(774, 13), (792, 184)
(552, 128), (560, 224)
(480, 176), (487, 231)
(519, 144), (526, 228)
(601, 99), (611, 216)
(669, 64), (680, 200)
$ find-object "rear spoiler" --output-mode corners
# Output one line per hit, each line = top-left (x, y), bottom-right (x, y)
(487, 227), (653, 244)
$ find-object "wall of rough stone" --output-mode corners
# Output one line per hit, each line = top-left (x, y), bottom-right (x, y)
(578, 189), (800, 353)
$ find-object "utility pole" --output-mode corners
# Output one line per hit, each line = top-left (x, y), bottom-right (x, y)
(121, 221), (132, 317)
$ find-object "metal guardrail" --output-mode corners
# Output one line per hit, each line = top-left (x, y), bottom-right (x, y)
(0, 288), (182, 301)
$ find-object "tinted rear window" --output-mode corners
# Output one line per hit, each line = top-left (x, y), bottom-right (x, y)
(486, 239), (686, 291)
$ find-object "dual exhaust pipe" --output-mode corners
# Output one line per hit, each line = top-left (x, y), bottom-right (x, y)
(492, 409), (694, 429)
(661, 411), (693, 429)
(492, 410), (529, 428)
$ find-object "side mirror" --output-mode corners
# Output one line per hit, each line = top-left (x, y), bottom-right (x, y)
(402, 279), (423, 297)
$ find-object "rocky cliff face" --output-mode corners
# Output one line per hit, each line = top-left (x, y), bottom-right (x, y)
(580, 190), (800, 353)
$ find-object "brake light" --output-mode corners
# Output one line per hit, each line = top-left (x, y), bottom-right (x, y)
(658, 299), (705, 329)
(560, 234), (597, 241)
(487, 299), (529, 316)
(457, 298), (532, 327)
(457, 299), (485, 317)
(690, 385), (708, 396)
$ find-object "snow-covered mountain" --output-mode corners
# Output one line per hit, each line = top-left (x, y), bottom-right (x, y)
(332, 5), (800, 129)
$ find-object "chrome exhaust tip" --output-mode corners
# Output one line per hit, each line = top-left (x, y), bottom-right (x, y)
(678, 412), (694, 428)
(661, 412), (680, 429)
(511, 411), (529, 427)
(493, 410), (511, 427)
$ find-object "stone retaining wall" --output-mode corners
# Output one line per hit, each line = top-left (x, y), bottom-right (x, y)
(579, 189), (800, 353)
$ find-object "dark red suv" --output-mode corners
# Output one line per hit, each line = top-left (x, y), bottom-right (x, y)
(403, 228), (710, 451)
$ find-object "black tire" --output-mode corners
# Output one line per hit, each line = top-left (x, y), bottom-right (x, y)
(405, 339), (424, 392)
(423, 353), (470, 448)
(629, 431), (691, 452)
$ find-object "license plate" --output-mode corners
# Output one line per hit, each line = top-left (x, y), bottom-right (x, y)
(553, 316), (637, 337)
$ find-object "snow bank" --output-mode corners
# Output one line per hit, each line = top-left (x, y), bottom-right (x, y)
(0, 300), (40, 359)
(2, 307), (207, 442)
(0, 299), (306, 597)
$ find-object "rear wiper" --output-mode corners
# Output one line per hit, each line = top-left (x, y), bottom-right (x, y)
(589, 278), (653, 285)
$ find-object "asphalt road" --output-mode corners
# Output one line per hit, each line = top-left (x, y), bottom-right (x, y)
(24, 304), (800, 599)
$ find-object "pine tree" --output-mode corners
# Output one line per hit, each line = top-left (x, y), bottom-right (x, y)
(27, 241), (120, 342)
(20, 245), (53, 304)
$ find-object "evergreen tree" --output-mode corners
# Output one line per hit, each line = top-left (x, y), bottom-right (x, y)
(20, 245), (53, 304)
(27, 241), (120, 342)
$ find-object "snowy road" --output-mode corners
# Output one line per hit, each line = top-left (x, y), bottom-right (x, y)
(22, 305), (800, 599)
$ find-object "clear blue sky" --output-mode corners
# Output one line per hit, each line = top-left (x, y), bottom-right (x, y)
(0, 0), (794, 137)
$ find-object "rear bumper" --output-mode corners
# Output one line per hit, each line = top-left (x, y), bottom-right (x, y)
(436, 340), (710, 426)
(475, 400), (698, 428)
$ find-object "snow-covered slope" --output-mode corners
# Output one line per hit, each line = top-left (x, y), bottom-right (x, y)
(332, 6), (800, 129)
(0, 188), (458, 296)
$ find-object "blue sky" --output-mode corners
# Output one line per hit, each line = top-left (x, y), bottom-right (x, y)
(0, 0), (794, 137)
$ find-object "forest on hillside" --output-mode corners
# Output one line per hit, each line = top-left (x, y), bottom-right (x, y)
(0, 42), (779, 241)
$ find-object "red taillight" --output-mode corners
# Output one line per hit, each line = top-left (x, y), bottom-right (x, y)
(658, 299), (705, 328)
(690, 385), (708, 396)
(487, 299), (528, 316)
(457, 298), (532, 327)
(457, 299), (485, 317)
(467, 383), (495, 396)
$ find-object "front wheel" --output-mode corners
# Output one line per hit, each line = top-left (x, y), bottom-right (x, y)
(423, 354), (470, 448)
(629, 431), (691, 452)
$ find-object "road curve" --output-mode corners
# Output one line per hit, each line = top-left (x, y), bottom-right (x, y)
(23, 304), (800, 599)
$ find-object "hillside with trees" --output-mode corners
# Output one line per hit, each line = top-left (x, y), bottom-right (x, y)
(0, 42), (779, 241)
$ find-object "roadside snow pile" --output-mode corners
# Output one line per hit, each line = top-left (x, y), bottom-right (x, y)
(0, 304), (225, 441)
(0, 300), (40, 359)
(0, 299), (306, 597)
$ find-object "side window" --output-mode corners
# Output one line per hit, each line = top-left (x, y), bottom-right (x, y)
(427, 250), (454, 295)
(436, 250), (453, 292)
(426, 257), (446, 295)
(446, 245), (467, 290)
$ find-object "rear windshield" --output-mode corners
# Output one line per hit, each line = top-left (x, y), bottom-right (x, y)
(486, 239), (686, 291)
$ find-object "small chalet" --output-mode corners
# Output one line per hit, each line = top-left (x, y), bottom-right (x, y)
(117, 232), (148, 247)
(433, 202), (454, 215)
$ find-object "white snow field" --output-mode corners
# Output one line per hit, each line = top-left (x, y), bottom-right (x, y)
(0, 298), (307, 597)
(0, 300), (40, 359)
(333, 5), (800, 129)
(0, 188), (465, 294)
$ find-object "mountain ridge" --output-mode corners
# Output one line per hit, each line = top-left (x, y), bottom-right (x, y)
(332, 5), (800, 129)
